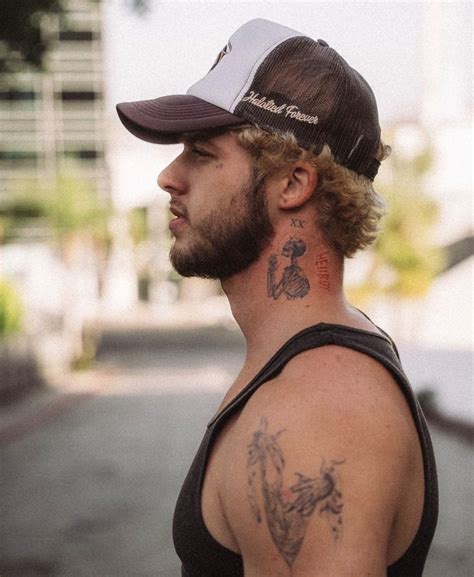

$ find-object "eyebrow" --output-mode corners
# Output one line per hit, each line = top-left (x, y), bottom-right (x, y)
(181, 135), (222, 155)
(181, 127), (230, 147)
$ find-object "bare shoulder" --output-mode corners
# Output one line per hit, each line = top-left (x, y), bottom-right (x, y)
(218, 345), (421, 576)
(246, 344), (417, 444)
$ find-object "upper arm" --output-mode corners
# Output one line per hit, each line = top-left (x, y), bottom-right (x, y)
(219, 347), (415, 577)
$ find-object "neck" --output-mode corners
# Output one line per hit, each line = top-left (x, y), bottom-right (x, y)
(221, 224), (354, 372)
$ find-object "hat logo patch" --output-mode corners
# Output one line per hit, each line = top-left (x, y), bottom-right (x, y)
(209, 42), (232, 71)
(242, 91), (319, 125)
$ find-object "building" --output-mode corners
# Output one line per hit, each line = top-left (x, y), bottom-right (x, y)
(0, 0), (112, 367)
(0, 0), (109, 200)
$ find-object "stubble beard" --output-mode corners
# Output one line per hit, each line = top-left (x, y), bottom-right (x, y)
(169, 171), (274, 280)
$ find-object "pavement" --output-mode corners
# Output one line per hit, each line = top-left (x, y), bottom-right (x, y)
(0, 323), (472, 577)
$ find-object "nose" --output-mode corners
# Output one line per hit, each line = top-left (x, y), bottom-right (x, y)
(157, 156), (187, 196)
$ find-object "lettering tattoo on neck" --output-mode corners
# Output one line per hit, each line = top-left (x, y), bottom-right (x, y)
(247, 417), (345, 569)
(290, 218), (305, 229)
(315, 250), (331, 291)
(267, 237), (310, 300)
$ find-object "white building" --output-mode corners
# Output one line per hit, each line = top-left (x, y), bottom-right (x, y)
(0, 0), (114, 364)
(0, 0), (109, 200)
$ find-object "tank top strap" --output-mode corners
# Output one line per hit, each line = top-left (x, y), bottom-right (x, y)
(207, 323), (395, 430)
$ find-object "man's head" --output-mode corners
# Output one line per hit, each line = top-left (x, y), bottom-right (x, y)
(117, 18), (389, 277)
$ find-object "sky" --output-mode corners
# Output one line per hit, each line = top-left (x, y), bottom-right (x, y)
(101, 1), (472, 208)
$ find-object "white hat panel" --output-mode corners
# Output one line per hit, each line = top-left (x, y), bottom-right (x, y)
(187, 19), (301, 112)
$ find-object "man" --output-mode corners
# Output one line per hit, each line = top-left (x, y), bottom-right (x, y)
(117, 18), (438, 577)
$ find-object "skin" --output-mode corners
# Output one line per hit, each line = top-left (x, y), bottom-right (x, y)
(164, 135), (273, 280)
(158, 131), (425, 577)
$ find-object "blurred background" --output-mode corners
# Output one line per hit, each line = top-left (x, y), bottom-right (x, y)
(0, 1), (472, 576)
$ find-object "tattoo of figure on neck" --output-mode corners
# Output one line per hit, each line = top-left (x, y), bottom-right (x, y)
(290, 217), (305, 229)
(247, 417), (345, 569)
(267, 237), (310, 300)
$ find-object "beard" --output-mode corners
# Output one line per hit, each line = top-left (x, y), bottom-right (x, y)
(170, 170), (274, 280)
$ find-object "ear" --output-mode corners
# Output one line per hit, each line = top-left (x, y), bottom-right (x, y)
(277, 161), (318, 210)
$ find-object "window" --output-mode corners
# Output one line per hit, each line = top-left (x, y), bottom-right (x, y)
(0, 151), (38, 160)
(63, 149), (102, 160)
(0, 150), (39, 167)
(59, 30), (97, 42)
(59, 90), (100, 102)
(0, 90), (37, 102)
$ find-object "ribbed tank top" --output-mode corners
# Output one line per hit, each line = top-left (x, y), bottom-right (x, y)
(173, 323), (438, 577)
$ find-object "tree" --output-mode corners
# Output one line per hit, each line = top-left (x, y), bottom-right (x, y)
(0, 172), (111, 248)
(0, 0), (149, 73)
(0, 173), (113, 365)
(0, 278), (23, 338)
(0, 0), (63, 73)
(348, 127), (445, 304)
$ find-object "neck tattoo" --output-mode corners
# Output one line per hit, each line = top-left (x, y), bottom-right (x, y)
(267, 237), (310, 300)
(315, 251), (331, 291)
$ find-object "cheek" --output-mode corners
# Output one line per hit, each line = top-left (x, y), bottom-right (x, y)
(188, 162), (253, 218)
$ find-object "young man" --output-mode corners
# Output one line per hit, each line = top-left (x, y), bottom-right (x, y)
(117, 19), (438, 577)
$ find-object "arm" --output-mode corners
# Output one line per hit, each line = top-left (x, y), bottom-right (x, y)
(267, 254), (285, 299)
(246, 417), (345, 568)
(219, 346), (418, 577)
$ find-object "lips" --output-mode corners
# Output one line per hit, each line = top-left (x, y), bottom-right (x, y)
(169, 204), (187, 219)
(169, 204), (188, 232)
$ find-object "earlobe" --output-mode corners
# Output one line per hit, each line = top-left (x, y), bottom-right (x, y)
(278, 162), (318, 210)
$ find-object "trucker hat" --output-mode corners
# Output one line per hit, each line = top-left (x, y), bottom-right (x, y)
(116, 18), (381, 180)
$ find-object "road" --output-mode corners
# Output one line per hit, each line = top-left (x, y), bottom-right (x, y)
(0, 325), (472, 577)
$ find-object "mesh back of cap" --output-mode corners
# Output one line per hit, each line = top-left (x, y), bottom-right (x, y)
(234, 37), (381, 179)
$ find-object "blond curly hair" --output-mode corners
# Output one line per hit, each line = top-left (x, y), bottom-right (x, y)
(233, 126), (390, 258)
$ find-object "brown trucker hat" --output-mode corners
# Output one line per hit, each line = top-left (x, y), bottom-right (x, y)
(116, 18), (381, 180)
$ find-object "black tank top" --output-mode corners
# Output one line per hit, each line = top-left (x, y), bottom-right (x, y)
(173, 323), (438, 577)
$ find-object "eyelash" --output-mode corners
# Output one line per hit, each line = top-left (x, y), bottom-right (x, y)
(190, 146), (212, 158)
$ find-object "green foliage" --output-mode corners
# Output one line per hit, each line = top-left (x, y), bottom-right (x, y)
(374, 182), (445, 298)
(1, 172), (112, 246)
(0, 0), (63, 73)
(41, 173), (110, 243)
(0, 279), (23, 337)
(0, 0), (149, 73)
(128, 206), (148, 246)
(348, 127), (444, 303)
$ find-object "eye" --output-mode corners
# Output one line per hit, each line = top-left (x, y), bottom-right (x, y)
(190, 145), (212, 158)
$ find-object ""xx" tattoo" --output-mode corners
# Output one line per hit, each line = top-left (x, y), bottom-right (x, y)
(290, 218), (305, 229)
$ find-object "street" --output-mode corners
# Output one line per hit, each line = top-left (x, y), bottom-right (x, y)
(0, 325), (472, 577)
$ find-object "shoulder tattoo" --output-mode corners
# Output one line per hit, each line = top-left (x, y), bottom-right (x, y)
(247, 417), (344, 567)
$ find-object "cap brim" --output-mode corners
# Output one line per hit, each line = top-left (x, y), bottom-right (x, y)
(116, 94), (245, 144)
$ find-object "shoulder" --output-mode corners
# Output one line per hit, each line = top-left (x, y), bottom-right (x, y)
(241, 344), (416, 448)
(236, 343), (418, 484)
(218, 345), (419, 575)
